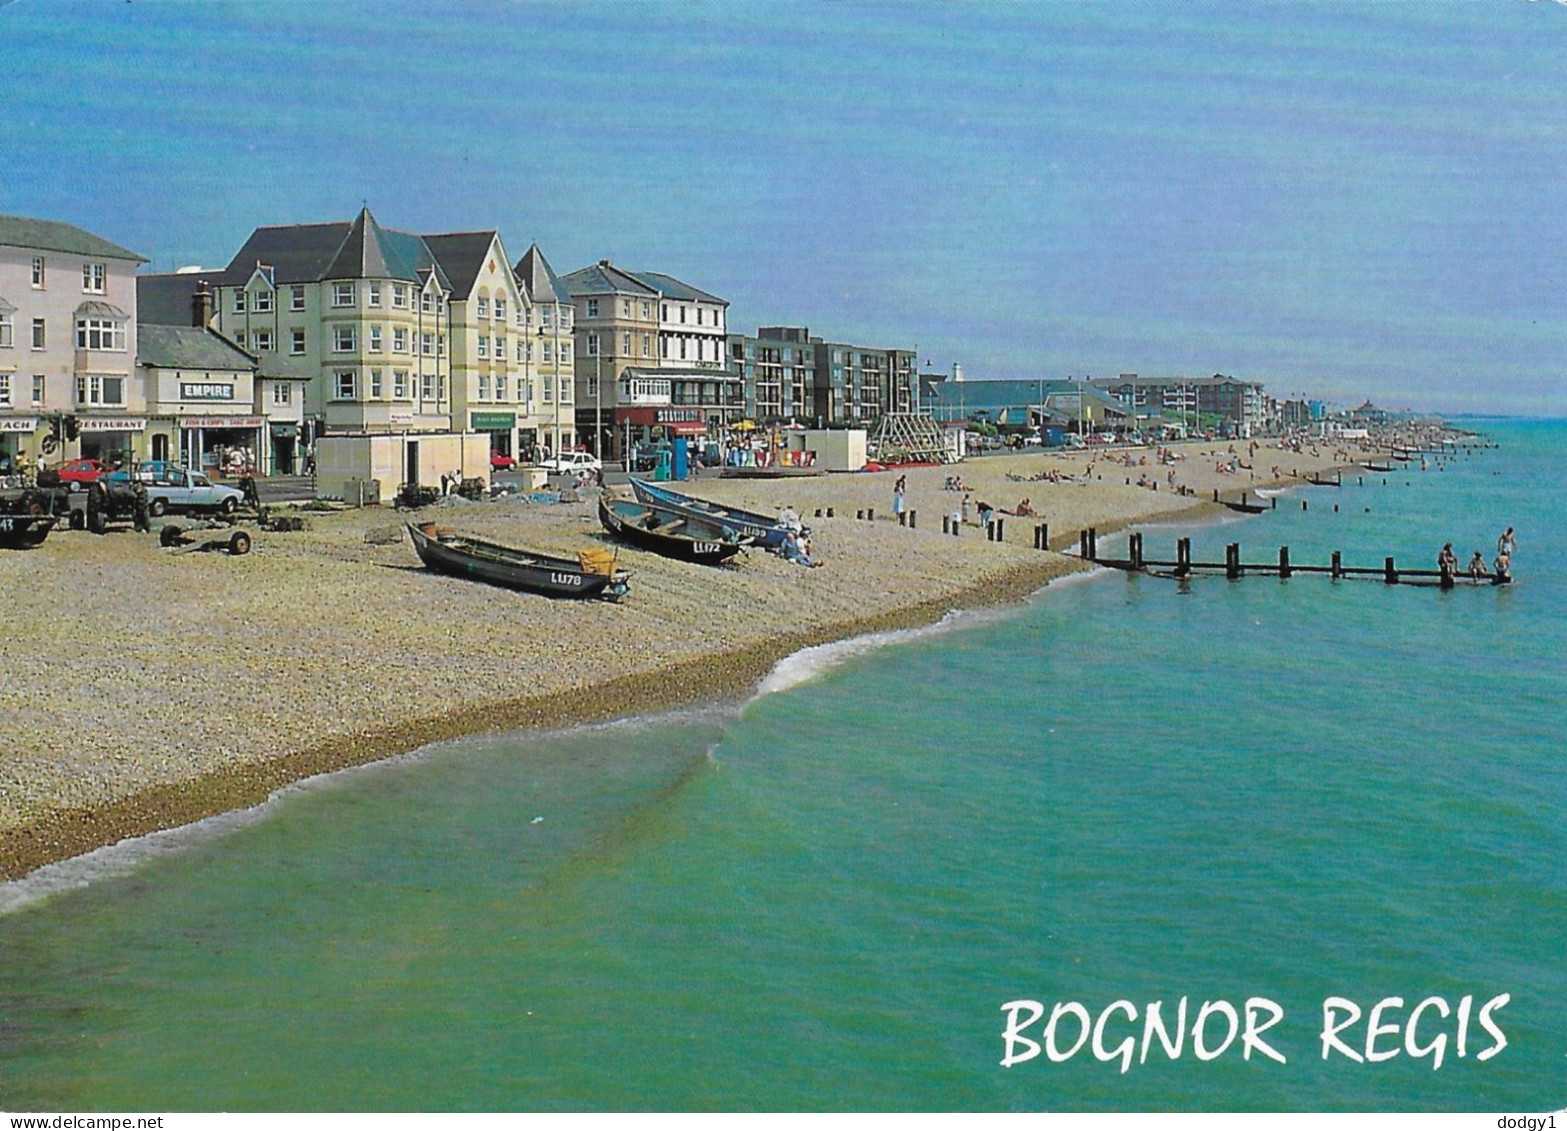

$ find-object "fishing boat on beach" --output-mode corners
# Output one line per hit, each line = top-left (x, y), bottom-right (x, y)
(407, 523), (631, 600)
(628, 477), (801, 549)
(0, 514), (56, 549)
(597, 495), (753, 566)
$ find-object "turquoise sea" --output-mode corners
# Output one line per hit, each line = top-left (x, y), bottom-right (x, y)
(1, 419), (1563, 1113)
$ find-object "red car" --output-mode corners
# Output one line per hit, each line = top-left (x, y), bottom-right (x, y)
(56, 458), (111, 490)
(489, 451), (517, 470)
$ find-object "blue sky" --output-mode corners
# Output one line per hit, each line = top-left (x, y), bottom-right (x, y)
(3, 0), (1564, 413)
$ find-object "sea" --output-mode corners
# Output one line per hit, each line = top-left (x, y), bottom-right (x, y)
(1, 418), (1563, 1113)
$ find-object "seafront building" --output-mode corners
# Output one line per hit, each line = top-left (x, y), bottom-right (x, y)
(727, 327), (817, 421)
(512, 244), (575, 461)
(558, 260), (736, 458)
(1094, 374), (1266, 436)
(725, 327), (919, 426)
(0, 214), (147, 470)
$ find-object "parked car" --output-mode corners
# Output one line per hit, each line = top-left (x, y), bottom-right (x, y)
(56, 458), (111, 491)
(489, 451), (517, 471)
(106, 460), (187, 485)
(141, 468), (246, 516)
(538, 451), (602, 474)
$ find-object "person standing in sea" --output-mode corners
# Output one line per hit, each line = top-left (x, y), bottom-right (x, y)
(1497, 526), (1517, 557)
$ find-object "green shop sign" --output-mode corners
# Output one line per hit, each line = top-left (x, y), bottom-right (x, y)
(470, 412), (516, 430)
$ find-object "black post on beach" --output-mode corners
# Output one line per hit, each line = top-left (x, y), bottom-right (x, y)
(1331, 550), (1343, 580)
(986, 520), (996, 542)
(996, 518), (1004, 542)
(1176, 537), (1191, 577)
(909, 510), (916, 530)
(1384, 556), (1397, 585)
(868, 507), (875, 521)
(1271, 496), (1277, 509)
(1040, 522), (1048, 551)
(856, 509), (864, 521)
(899, 511), (907, 527)
(1279, 545), (1291, 579)
(1213, 488), (1220, 502)
(943, 515), (951, 535)
(1079, 529), (1089, 558)
(1032, 524), (1041, 550)
(1088, 527), (1098, 561)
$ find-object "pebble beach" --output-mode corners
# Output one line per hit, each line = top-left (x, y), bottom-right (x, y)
(0, 439), (1353, 880)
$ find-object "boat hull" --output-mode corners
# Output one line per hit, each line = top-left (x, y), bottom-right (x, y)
(0, 514), (56, 549)
(598, 497), (750, 566)
(407, 523), (629, 599)
(628, 477), (796, 549)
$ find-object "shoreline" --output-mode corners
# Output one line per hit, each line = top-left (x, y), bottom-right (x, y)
(0, 439), (1361, 883)
(0, 554), (1079, 882)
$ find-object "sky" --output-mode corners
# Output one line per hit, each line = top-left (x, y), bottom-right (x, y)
(2, 0), (1564, 415)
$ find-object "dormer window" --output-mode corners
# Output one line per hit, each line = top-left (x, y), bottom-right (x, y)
(252, 288), (273, 313)
(494, 299), (506, 323)
(585, 299), (597, 318)
(421, 291), (433, 314)
(477, 296), (490, 319)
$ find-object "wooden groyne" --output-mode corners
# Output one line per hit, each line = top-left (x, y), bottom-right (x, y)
(1082, 531), (1510, 589)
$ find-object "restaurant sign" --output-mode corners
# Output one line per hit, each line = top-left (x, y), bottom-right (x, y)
(80, 418), (147, 432)
(180, 382), (235, 401)
(617, 406), (704, 426)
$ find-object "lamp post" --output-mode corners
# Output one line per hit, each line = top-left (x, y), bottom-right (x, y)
(595, 347), (603, 461)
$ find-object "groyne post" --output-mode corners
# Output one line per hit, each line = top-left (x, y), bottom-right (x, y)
(1176, 537), (1191, 577)
(1226, 543), (1241, 581)
(1079, 530), (1089, 558)
(899, 512), (907, 527)
(1331, 550), (1342, 580)
(1279, 546), (1291, 579)
(996, 518), (1004, 542)
(1130, 532), (1144, 570)
(1384, 557), (1397, 585)
(1088, 528), (1098, 560)
(909, 510), (916, 530)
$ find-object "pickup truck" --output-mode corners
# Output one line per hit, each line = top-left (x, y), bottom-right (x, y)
(139, 469), (246, 516)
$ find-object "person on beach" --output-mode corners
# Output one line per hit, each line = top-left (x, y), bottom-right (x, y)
(778, 505), (802, 533)
(1437, 543), (1458, 580)
(976, 500), (995, 527)
(782, 529), (819, 567)
(1497, 527), (1516, 557)
(1468, 551), (1487, 579)
(892, 481), (906, 518)
(961, 494), (971, 524)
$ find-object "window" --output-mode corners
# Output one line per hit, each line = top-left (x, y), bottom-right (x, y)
(437, 334), (445, 358)
(662, 304), (669, 321)
(253, 287), (273, 313)
(584, 300), (596, 319)
(543, 341), (553, 362)
(369, 325), (383, 352)
(75, 318), (126, 351)
(253, 329), (274, 352)
(272, 382), (291, 405)
(679, 338), (687, 360)
(82, 262), (106, 293)
(333, 326), (356, 352)
(560, 350), (570, 369)
(621, 299), (630, 317)
(31, 257), (44, 288)
(232, 329), (246, 349)
(0, 314), (11, 348)
(642, 333), (650, 357)
(290, 328), (306, 355)
(233, 290), (246, 313)
(478, 373), (491, 400)
(516, 339), (526, 363)
(680, 306), (687, 324)
(32, 375), (44, 405)
(621, 332), (631, 354)
(393, 327), (408, 353)
(421, 372), (435, 401)
(542, 376), (552, 402)
(291, 287), (306, 312)
(392, 284), (408, 309)
(560, 378), (571, 402)
(394, 370), (408, 399)
(332, 283), (354, 308)
(477, 297), (489, 319)
(334, 370), (355, 399)
(560, 308), (571, 328)
(517, 304), (527, 327)
(368, 283), (381, 307)
(0, 374), (9, 404)
(420, 291), (433, 314)
(586, 373), (598, 398)
(516, 376), (528, 402)
(641, 301), (650, 319)
(477, 335), (489, 360)
(74, 374), (124, 406)
(584, 334), (597, 358)
(495, 334), (506, 359)
(494, 299), (505, 323)
(370, 369), (383, 398)
(421, 332), (433, 356)
(695, 308), (703, 326)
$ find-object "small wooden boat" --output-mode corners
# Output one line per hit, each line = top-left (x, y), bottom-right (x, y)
(718, 466), (824, 479)
(1307, 475), (1342, 487)
(598, 495), (753, 566)
(1362, 462), (1394, 472)
(0, 514), (57, 549)
(629, 477), (800, 550)
(407, 523), (630, 600)
(1221, 500), (1268, 514)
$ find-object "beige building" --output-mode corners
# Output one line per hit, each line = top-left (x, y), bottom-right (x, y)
(0, 213), (147, 469)
(513, 244), (575, 460)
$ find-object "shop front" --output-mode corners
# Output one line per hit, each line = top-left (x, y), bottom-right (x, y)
(179, 415), (264, 478)
(615, 405), (708, 466)
(0, 417), (36, 474)
(470, 411), (517, 462)
(77, 417), (148, 466)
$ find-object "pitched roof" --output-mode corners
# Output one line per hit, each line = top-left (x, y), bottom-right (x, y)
(216, 208), (449, 290)
(623, 270), (727, 306)
(137, 271), (224, 326)
(136, 324), (257, 371)
(558, 261), (660, 298)
(514, 244), (572, 304)
(0, 214), (147, 263)
(423, 231), (500, 299)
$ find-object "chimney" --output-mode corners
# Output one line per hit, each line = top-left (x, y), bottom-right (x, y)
(599, 259), (611, 268)
(192, 281), (214, 328)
